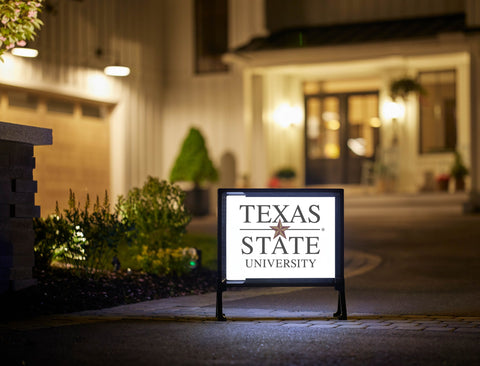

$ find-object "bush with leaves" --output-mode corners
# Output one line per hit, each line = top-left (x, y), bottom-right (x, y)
(34, 190), (131, 276)
(119, 176), (191, 253)
(34, 178), (192, 277)
(33, 209), (70, 271)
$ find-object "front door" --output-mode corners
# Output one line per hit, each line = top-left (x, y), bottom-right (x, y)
(305, 91), (379, 185)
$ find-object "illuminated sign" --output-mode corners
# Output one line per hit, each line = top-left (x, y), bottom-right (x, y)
(216, 189), (347, 320)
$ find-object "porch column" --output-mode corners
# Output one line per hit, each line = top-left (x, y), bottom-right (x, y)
(249, 73), (268, 187)
(465, 41), (480, 212)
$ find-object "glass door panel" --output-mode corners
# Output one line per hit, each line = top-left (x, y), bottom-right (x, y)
(306, 97), (340, 160)
(305, 91), (379, 185)
(347, 94), (379, 159)
(305, 95), (342, 184)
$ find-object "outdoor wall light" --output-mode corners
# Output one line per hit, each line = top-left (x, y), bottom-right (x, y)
(369, 117), (382, 128)
(11, 47), (39, 58)
(104, 65), (130, 77)
(273, 103), (303, 128)
(382, 101), (405, 120)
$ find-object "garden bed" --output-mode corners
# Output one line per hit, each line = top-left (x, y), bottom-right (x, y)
(0, 267), (216, 320)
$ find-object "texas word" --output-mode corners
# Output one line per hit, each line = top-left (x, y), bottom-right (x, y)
(239, 204), (320, 224)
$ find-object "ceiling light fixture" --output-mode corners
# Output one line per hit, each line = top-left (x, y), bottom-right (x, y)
(11, 47), (39, 58)
(104, 65), (130, 77)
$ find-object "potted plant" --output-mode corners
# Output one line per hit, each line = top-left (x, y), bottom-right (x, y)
(170, 127), (218, 216)
(450, 151), (469, 192)
(268, 167), (296, 188)
(390, 77), (425, 101)
(435, 173), (450, 192)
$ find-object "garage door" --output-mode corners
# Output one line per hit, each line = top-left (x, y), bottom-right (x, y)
(0, 87), (112, 216)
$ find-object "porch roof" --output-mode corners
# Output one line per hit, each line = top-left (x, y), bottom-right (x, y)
(235, 13), (478, 52)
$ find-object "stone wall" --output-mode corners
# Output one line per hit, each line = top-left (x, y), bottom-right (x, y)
(0, 121), (52, 293)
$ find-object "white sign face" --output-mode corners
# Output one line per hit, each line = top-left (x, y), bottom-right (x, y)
(225, 195), (336, 282)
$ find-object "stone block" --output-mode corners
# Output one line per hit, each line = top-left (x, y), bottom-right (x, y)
(12, 143), (33, 156)
(0, 179), (11, 191)
(9, 218), (33, 231)
(11, 154), (35, 169)
(0, 140), (16, 153)
(0, 190), (12, 203)
(0, 121), (52, 146)
(12, 204), (40, 218)
(10, 232), (35, 255)
(13, 255), (34, 268)
(0, 166), (33, 179)
(0, 204), (11, 218)
(9, 266), (33, 280)
(12, 179), (37, 193)
(0, 255), (13, 267)
(0, 153), (9, 167)
(0, 243), (13, 256)
(10, 192), (35, 205)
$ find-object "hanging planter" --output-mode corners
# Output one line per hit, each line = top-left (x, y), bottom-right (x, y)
(390, 77), (425, 101)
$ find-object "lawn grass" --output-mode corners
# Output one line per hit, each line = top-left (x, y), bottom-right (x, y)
(116, 233), (218, 271)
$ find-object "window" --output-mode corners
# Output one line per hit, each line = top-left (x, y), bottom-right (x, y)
(81, 103), (106, 119)
(47, 98), (75, 115)
(8, 90), (38, 110)
(419, 70), (456, 153)
(194, 0), (228, 74)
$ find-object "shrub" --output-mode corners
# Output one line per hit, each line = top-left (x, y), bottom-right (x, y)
(119, 177), (191, 252)
(169, 127), (218, 187)
(34, 190), (131, 276)
(33, 208), (70, 271)
(34, 178), (192, 277)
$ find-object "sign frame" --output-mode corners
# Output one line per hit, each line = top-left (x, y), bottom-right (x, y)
(216, 188), (347, 321)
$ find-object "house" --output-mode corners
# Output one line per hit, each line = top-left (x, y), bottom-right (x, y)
(1, 0), (479, 215)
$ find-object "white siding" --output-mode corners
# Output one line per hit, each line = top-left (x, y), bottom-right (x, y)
(0, 0), (164, 197)
(161, 0), (246, 187)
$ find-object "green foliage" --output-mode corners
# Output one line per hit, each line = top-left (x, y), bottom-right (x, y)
(274, 167), (296, 179)
(169, 127), (218, 186)
(0, 0), (44, 61)
(34, 191), (131, 276)
(450, 151), (469, 179)
(119, 177), (192, 253)
(34, 178), (194, 277)
(33, 207), (70, 271)
(135, 246), (198, 276)
(390, 77), (425, 101)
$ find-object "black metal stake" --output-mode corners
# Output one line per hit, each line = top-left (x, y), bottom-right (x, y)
(216, 280), (226, 321)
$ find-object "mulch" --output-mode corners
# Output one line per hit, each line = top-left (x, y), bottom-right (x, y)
(0, 267), (217, 320)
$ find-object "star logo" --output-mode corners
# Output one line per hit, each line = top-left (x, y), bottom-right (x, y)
(270, 220), (290, 239)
